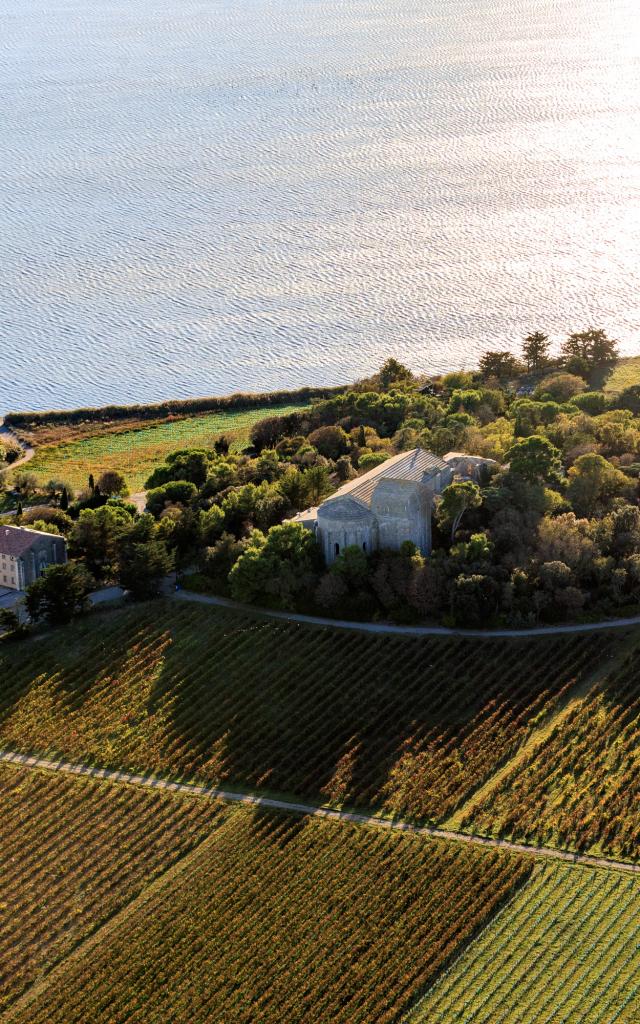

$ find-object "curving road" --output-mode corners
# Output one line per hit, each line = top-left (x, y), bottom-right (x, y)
(1, 748), (638, 876)
(173, 587), (640, 639)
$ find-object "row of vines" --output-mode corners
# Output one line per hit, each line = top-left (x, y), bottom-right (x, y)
(0, 602), (607, 822)
(409, 861), (640, 1023)
(0, 763), (228, 1012)
(463, 646), (640, 858)
(11, 809), (531, 1024)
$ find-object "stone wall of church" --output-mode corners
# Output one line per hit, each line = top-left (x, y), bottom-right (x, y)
(317, 520), (376, 564)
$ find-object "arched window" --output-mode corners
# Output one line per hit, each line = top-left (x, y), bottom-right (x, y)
(334, 543), (340, 556)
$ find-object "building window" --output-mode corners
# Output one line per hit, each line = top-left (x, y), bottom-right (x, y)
(334, 543), (340, 556)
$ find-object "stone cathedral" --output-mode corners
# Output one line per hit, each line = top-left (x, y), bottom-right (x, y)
(289, 447), (495, 565)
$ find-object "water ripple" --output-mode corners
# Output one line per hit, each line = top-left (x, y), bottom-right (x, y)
(1, 0), (639, 412)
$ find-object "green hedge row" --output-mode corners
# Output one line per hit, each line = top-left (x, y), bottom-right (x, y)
(5, 385), (346, 430)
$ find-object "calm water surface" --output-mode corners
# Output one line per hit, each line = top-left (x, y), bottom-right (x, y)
(2, 0), (639, 412)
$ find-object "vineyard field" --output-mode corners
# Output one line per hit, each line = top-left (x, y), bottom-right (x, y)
(0, 763), (228, 1012)
(0, 601), (608, 824)
(408, 861), (640, 1023)
(463, 646), (640, 859)
(11, 809), (531, 1024)
(26, 402), (306, 493)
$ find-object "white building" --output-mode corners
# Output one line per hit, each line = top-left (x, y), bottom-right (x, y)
(0, 525), (67, 591)
(290, 448), (497, 566)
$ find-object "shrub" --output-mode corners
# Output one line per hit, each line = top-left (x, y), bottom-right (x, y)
(570, 391), (607, 415)
(358, 451), (391, 471)
(146, 481), (197, 517)
(534, 373), (585, 403)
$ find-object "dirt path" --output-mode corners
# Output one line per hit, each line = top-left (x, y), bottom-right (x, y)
(2, 748), (638, 876)
(0, 419), (33, 476)
(173, 587), (640, 639)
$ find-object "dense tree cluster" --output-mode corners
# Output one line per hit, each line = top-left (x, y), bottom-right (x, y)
(7, 330), (640, 630)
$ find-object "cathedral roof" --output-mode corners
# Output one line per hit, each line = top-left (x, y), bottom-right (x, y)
(321, 448), (449, 512)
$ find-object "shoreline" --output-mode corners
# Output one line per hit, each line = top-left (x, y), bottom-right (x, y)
(6, 353), (640, 426)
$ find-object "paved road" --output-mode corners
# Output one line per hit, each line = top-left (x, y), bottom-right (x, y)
(173, 588), (640, 638)
(89, 586), (126, 606)
(1, 748), (637, 875)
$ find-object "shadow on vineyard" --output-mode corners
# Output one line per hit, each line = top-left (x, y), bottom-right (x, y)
(0, 602), (614, 828)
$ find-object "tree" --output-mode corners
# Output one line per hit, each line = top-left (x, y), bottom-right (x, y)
(214, 435), (230, 455)
(566, 453), (628, 517)
(146, 450), (210, 489)
(358, 452), (391, 471)
(60, 487), (69, 511)
(537, 513), (595, 569)
(608, 506), (640, 557)
(229, 523), (322, 609)
(307, 425), (350, 460)
(331, 545), (370, 587)
(534, 372), (585, 403)
(118, 539), (173, 600)
(12, 471), (38, 497)
(478, 351), (523, 380)
(3, 442), (22, 465)
(146, 481), (197, 517)
(25, 563), (91, 626)
(450, 573), (499, 627)
(21, 506), (73, 533)
(301, 464), (331, 505)
(45, 479), (72, 503)
(96, 470), (128, 497)
(377, 358), (415, 390)
(88, 473), (95, 491)
(202, 533), (250, 580)
(200, 505), (226, 546)
(562, 328), (619, 370)
(436, 481), (482, 542)
(0, 607), (27, 640)
(506, 435), (562, 484)
(277, 468), (309, 511)
(71, 504), (134, 577)
(522, 332), (550, 371)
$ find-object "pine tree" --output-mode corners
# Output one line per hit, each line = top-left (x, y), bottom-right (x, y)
(522, 331), (550, 371)
(562, 328), (618, 369)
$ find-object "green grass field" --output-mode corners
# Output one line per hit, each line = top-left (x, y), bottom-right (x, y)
(603, 355), (640, 394)
(26, 403), (306, 493)
(0, 601), (606, 824)
(409, 860), (640, 1023)
(10, 807), (529, 1024)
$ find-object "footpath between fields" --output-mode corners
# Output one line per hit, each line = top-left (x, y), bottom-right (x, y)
(2, 748), (638, 877)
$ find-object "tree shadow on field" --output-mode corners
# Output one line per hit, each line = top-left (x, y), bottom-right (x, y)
(149, 611), (608, 818)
